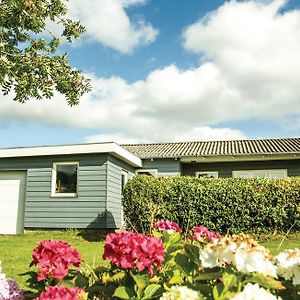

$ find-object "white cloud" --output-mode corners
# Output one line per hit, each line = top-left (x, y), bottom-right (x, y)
(172, 126), (246, 142)
(1, 0), (300, 143)
(66, 0), (158, 53)
(85, 126), (246, 144)
(182, 0), (300, 121)
(84, 133), (147, 144)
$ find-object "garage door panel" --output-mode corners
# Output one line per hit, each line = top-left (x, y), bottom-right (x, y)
(0, 172), (26, 234)
(0, 219), (18, 235)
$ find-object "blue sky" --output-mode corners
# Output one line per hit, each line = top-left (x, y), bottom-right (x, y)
(1, 0), (300, 147)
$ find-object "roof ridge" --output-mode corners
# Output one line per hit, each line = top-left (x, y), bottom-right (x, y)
(122, 137), (300, 147)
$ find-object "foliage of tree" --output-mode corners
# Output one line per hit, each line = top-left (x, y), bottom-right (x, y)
(0, 0), (91, 105)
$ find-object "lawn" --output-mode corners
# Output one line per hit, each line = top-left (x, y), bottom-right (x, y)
(0, 230), (105, 290)
(258, 232), (300, 255)
(0, 230), (299, 290)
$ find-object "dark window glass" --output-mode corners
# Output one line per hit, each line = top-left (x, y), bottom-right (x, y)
(56, 164), (77, 194)
(137, 171), (153, 176)
(121, 172), (127, 192)
(121, 174), (126, 188)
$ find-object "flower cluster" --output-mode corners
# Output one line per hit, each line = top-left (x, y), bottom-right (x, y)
(192, 225), (221, 242)
(0, 278), (24, 300)
(274, 248), (300, 285)
(103, 231), (165, 276)
(153, 220), (182, 233)
(231, 283), (281, 300)
(160, 286), (202, 300)
(35, 286), (86, 300)
(199, 234), (277, 277)
(30, 240), (83, 281)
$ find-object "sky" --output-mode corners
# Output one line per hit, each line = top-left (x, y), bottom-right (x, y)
(1, 0), (300, 147)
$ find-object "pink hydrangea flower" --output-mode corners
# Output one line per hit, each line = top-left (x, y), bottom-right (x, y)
(35, 286), (85, 300)
(153, 220), (182, 233)
(0, 278), (24, 300)
(30, 240), (83, 281)
(192, 225), (221, 242)
(103, 231), (165, 276)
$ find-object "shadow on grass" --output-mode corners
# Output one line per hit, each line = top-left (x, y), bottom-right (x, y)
(77, 210), (117, 242)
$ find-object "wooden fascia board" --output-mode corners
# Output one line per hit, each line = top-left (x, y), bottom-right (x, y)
(0, 143), (142, 168)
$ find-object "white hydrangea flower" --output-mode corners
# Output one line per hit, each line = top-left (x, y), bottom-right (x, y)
(231, 283), (281, 300)
(234, 248), (277, 277)
(199, 234), (277, 277)
(0, 261), (6, 279)
(274, 249), (300, 285)
(160, 286), (202, 300)
(217, 241), (237, 266)
(199, 246), (219, 268)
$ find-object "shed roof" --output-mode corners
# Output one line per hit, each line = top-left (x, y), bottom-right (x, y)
(122, 137), (300, 159)
(0, 142), (142, 167)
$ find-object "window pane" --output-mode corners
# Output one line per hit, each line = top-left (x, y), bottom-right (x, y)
(269, 170), (286, 179)
(196, 171), (218, 178)
(233, 169), (287, 179)
(252, 171), (268, 178)
(56, 164), (77, 194)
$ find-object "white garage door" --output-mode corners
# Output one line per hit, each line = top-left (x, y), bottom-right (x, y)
(0, 172), (26, 234)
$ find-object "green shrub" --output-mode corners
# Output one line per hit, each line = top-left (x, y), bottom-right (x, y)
(123, 175), (300, 234)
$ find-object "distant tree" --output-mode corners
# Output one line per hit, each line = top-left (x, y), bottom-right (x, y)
(0, 0), (91, 105)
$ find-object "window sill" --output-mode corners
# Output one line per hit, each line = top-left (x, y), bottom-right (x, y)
(51, 193), (78, 198)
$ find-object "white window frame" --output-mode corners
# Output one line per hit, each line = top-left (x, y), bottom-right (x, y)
(195, 171), (219, 178)
(121, 170), (128, 188)
(51, 162), (79, 197)
(232, 169), (287, 179)
(136, 169), (158, 177)
(121, 170), (129, 227)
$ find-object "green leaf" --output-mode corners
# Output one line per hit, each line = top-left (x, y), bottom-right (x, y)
(244, 273), (286, 291)
(184, 244), (201, 265)
(213, 283), (222, 300)
(74, 273), (88, 288)
(222, 272), (238, 292)
(102, 271), (126, 284)
(168, 232), (182, 244)
(168, 269), (184, 285)
(111, 271), (126, 282)
(61, 279), (75, 288)
(142, 284), (164, 300)
(175, 253), (197, 277)
(131, 273), (149, 291)
(167, 244), (183, 255)
(195, 269), (223, 281)
(113, 286), (136, 299)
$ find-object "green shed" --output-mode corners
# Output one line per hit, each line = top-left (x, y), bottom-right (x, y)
(0, 142), (141, 234)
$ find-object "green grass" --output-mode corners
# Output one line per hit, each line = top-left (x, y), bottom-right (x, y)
(0, 231), (299, 290)
(0, 230), (105, 289)
(259, 232), (300, 255)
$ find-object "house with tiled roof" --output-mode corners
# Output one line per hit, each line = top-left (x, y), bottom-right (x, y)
(124, 137), (300, 178)
(0, 137), (299, 235)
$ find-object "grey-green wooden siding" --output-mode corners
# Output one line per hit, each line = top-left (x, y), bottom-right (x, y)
(106, 155), (134, 228)
(0, 153), (134, 229)
(141, 158), (181, 176)
(182, 159), (300, 177)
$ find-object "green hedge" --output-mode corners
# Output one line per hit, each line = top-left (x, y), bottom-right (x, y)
(123, 175), (300, 234)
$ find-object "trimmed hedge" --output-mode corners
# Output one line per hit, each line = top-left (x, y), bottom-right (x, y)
(123, 175), (300, 234)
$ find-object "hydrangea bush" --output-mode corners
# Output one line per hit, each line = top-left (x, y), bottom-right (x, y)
(30, 240), (83, 281)
(0, 260), (24, 300)
(35, 286), (87, 300)
(15, 222), (300, 299)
